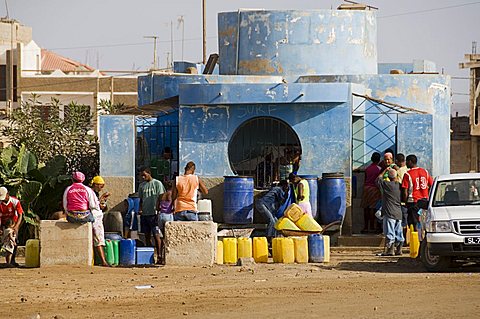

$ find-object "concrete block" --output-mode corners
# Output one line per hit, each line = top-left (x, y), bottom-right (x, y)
(164, 221), (217, 266)
(237, 257), (255, 266)
(39, 220), (93, 266)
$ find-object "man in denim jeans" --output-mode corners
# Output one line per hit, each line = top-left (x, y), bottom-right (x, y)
(376, 167), (404, 256)
(172, 161), (208, 221)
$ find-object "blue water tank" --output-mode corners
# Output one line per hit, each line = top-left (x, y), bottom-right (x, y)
(119, 239), (136, 266)
(308, 234), (325, 263)
(223, 176), (254, 224)
(299, 175), (319, 220)
(319, 172), (346, 224)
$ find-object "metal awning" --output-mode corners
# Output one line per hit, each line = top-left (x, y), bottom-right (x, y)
(116, 96), (179, 116)
(352, 93), (428, 115)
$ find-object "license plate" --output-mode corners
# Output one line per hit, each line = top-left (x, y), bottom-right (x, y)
(464, 237), (480, 245)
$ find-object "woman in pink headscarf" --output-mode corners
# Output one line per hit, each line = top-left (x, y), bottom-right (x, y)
(62, 171), (109, 266)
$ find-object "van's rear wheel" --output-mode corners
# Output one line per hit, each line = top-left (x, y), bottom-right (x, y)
(420, 239), (451, 272)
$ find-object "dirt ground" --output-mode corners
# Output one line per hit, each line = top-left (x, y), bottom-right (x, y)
(1, 249), (479, 319)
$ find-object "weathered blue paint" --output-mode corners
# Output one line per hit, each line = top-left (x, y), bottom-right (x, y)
(99, 115), (136, 177)
(218, 10), (377, 76)
(297, 74), (451, 175)
(397, 113), (433, 172)
(179, 83), (350, 105)
(178, 82), (353, 178)
(138, 73), (283, 106)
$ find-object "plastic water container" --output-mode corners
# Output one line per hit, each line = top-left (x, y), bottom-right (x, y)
(308, 234), (325, 263)
(283, 203), (305, 222)
(237, 237), (253, 258)
(409, 225), (420, 258)
(223, 176), (254, 224)
(275, 217), (300, 231)
(273, 238), (294, 263)
(104, 240), (115, 265)
(119, 239), (136, 266)
(198, 199), (213, 221)
(223, 238), (238, 264)
(292, 237), (308, 263)
(25, 239), (40, 268)
(272, 238), (282, 263)
(299, 175), (319, 219)
(103, 211), (123, 233)
(319, 172), (346, 224)
(295, 214), (323, 232)
(112, 240), (119, 266)
(253, 237), (268, 263)
(323, 235), (330, 263)
(136, 247), (154, 265)
(280, 238), (295, 264)
(216, 240), (224, 264)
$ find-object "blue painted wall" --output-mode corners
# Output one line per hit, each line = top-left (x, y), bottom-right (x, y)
(99, 115), (136, 177)
(218, 10), (377, 76)
(297, 74), (451, 176)
(178, 82), (353, 177)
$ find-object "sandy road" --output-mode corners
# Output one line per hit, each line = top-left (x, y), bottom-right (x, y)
(1, 250), (479, 319)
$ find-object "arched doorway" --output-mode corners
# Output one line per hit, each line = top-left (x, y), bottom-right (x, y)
(228, 117), (302, 189)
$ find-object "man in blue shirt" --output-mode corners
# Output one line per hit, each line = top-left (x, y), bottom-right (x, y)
(255, 180), (290, 238)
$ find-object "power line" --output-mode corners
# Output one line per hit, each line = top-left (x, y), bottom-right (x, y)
(378, 1), (480, 19)
(37, 36), (218, 52)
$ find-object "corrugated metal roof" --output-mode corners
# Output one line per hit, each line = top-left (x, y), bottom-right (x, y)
(41, 49), (95, 72)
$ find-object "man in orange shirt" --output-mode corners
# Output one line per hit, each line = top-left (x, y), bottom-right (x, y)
(172, 161), (208, 221)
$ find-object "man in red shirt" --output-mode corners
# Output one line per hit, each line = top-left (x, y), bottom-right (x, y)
(0, 186), (24, 266)
(401, 154), (433, 231)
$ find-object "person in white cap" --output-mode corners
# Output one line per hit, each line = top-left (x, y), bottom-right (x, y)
(0, 186), (24, 266)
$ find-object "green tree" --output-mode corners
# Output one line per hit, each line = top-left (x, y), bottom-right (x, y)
(2, 94), (99, 180)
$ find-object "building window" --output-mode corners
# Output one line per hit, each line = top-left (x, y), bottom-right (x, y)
(0, 65), (17, 102)
(228, 116), (301, 189)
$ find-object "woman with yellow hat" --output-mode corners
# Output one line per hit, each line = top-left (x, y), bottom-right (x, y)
(90, 175), (111, 266)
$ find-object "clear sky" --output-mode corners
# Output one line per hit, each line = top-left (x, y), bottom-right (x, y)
(6, 0), (480, 107)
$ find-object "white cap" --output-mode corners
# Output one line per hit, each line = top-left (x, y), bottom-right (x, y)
(0, 186), (8, 201)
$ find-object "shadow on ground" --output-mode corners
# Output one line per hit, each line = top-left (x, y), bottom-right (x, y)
(333, 257), (480, 273)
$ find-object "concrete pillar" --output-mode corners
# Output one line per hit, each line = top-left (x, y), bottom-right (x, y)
(164, 221), (217, 266)
(39, 220), (93, 266)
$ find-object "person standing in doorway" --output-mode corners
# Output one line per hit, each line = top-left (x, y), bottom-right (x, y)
(361, 152), (382, 233)
(138, 167), (165, 263)
(172, 161), (208, 221)
(401, 154), (433, 231)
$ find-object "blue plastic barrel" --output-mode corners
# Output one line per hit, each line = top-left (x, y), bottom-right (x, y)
(119, 239), (136, 266)
(299, 175), (319, 220)
(223, 176), (254, 224)
(308, 234), (325, 263)
(319, 172), (346, 224)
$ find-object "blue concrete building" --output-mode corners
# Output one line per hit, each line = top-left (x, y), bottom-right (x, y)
(102, 8), (450, 234)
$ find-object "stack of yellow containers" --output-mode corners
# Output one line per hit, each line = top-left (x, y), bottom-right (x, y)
(275, 203), (323, 232)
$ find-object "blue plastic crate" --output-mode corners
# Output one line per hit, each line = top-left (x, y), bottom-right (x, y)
(136, 247), (154, 265)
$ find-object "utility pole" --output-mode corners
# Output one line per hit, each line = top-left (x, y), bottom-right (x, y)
(170, 20), (174, 69)
(178, 15), (185, 61)
(202, 0), (206, 64)
(144, 35), (159, 70)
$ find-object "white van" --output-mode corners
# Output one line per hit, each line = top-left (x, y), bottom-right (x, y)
(418, 173), (480, 271)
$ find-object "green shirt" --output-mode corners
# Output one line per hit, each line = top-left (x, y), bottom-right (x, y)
(138, 179), (165, 216)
